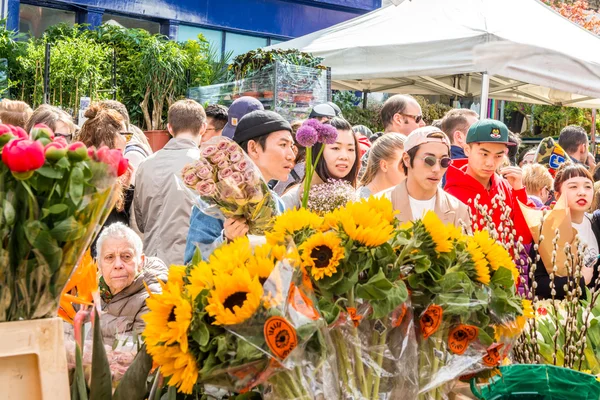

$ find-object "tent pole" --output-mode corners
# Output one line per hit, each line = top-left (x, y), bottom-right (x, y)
(362, 91), (369, 109)
(480, 72), (490, 119)
(500, 100), (505, 123)
(592, 108), (597, 157)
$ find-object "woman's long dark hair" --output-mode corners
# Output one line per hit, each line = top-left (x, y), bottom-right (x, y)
(313, 117), (360, 188)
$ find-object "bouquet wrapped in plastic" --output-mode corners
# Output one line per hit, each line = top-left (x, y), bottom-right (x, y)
(142, 237), (326, 396)
(394, 212), (532, 399)
(0, 123), (126, 321)
(266, 197), (415, 399)
(181, 136), (278, 235)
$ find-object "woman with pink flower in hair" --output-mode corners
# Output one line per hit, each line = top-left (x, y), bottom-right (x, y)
(281, 117), (360, 210)
(184, 110), (295, 263)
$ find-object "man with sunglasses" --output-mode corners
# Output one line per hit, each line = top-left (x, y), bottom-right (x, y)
(380, 126), (470, 226)
(380, 94), (426, 136)
(445, 119), (533, 244)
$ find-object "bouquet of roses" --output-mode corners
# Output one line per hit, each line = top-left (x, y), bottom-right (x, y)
(143, 237), (325, 397)
(266, 197), (415, 399)
(394, 212), (532, 399)
(181, 136), (278, 235)
(0, 123), (126, 321)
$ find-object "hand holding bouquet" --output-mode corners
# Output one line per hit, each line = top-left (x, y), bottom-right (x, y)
(181, 136), (277, 235)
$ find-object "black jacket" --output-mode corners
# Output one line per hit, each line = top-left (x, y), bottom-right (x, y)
(533, 210), (600, 300)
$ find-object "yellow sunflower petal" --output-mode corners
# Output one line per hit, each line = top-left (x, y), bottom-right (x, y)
(266, 208), (324, 245)
(205, 268), (263, 325)
(300, 231), (345, 281)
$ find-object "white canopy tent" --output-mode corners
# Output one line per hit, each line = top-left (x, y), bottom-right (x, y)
(268, 0), (600, 118)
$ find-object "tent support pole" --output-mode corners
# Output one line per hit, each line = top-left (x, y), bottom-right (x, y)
(362, 91), (369, 109)
(592, 108), (597, 157)
(500, 100), (505, 123)
(480, 72), (490, 118)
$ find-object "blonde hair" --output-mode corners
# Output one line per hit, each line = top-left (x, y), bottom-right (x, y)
(0, 100), (33, 128)
(25, 104), (75, 134)
(522, 163), (553, 194)
(360, 133), (405, 186)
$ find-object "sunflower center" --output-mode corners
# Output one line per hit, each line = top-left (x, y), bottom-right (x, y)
(311, 246), (333, 269)
(259, 277), (267, 286)
(223, 291), (248, 311)
(168, 307), (176, 322)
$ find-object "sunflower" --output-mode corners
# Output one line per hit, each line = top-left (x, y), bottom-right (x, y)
(148, 344), (198, 394)
(472, 231), (519, 284)
(328, 199), (396, 247)
(246, 255), (277, 285)
(266, 208), (323, 245)
(143, 281), (192, 352)
(168, 265), (187, 288)
(186, 261), (214, 301)
(208, 236), (252, 274)
(205, 268), (263, 325)
(300, 231), (345, 281)
(466, 238), (491, 285)
(421, 211), (453, 253)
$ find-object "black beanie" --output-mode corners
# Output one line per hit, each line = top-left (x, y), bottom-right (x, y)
(233, 110), (292, 145)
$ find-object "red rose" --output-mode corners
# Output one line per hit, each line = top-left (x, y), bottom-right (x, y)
(2, 139), (46, 179)
(67, 141), (89, 162)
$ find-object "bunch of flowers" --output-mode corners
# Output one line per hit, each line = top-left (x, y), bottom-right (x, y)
(394, 211), (531, 399)
(0, 123), (126, 321)
(181, 136), (277, 235)
(306, 179), (356, 215)
(142, 237), (325, 396)
(267, 197), (412, 399)
(294, 119), (338, 208)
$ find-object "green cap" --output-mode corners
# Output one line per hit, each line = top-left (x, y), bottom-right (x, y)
(466, 119), (515, 146)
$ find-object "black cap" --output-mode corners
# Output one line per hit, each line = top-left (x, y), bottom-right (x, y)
(233, 110), (292, 145)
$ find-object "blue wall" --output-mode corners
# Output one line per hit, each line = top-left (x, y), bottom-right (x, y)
(9, 0), (380, 39)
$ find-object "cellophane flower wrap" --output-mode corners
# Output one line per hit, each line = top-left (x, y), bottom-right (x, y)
(306, 179), (357, 215)
(396, 212), (532, 399)
(180, 136), (278, 235)
(142, 237), (325, 396)
(266, 197), (415, 399)
(0, 123), (126, 321)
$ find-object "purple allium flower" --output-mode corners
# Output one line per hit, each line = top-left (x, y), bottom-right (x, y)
(295, 125), (318, 147)
(316, 123), (338, 145)
(304, 118), (321, 129)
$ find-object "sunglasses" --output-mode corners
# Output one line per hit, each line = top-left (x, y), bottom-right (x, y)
(400, 113), (423, 124)
(55, 132), (73, 141)
(120, 131), (133, 142)
(420, 156), (452, 168)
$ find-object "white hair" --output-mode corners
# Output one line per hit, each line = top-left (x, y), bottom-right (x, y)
(96, 222), (143, 261)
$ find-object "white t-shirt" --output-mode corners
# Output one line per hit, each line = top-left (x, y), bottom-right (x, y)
(409, 195), (436, 220)
(573, 217), (599, 268)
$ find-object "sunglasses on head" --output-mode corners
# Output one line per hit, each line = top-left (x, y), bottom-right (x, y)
(420, 155), (452, 168)
(400, 113), (423, 124)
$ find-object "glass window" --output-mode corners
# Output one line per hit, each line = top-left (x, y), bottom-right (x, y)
(102, 13), (160, 34)
(19, 4), (76, 38)
(179, 25), (223, 53)
(224, 32), (267, 59)
(271, 39), (285, 45)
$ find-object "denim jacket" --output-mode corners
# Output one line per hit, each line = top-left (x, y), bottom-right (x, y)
(184, 191), (285, 264)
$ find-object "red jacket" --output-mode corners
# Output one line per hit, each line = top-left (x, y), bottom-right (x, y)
(445, 164), (533, 245)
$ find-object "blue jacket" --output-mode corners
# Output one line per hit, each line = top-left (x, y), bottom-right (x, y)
(184, 192), (285, 264)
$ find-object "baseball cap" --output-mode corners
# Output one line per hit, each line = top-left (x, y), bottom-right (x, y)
(222, 96), (264, 138)
(309, 103), (336, 119)
(404, 126), (451, 153)
(466, 119), (515, 146)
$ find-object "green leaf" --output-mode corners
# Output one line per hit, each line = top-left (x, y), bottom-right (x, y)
(356, 269), (394, 300)
(36, 165), (64, 179)
(56, 157), (71, 169)
(192, 322), (210, 347)
(491, 267), (514, 288)
(191, 247), (202, 266)
(24, 220), (62, 272)
(199, 352), (217, 376)
(112, 345), (153, 400)
(71, 343), (88, 400)
(90, 308), (113, 400)
(370, 280), (409, 319)
(2, 199), (15, 225)
(234, 337), (264, 362)
(48, 203), (69, 214)
(69, 166), (85, 205)
(50, 216), (85, 242)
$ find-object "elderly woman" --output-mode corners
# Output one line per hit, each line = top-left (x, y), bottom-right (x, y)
(96, 222), (168, 340)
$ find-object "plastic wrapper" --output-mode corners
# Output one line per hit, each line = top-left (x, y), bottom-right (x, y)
(188, 61), (330, 122)
(180, 136), (278, 236)
(143, 238), (327, 396)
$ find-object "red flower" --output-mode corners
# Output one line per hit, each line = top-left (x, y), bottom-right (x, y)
(537, 307), (547, 316)
(8, 125), (28, 140)
(96, 146), (128, 177)
(44, 137), (68, 162)
(0, 124), (15, 147)
(67, 141), (89, 162)
(2, 139), (46, 178)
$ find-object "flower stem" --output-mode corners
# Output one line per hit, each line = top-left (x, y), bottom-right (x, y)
(365, 328), (379, 396)
(348, 290), (369, 397)
(371, 326), (388, 400)
(301, 146), (313, 208)
(333, 329), (357, 396)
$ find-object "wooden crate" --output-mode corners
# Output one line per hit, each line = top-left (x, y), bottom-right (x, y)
(0, 317), (70, 400)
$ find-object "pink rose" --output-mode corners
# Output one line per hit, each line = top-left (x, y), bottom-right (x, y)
(196, 166), (213, 180)
(244, 170), (259, 185)
(229, 152), (243, 163)
(218, 167), (233, 180)
(182, 164), (195, 175)
(210, 151), (227, 164)
(217, 140), (229, 151)
(228, 143), (239, 153)
(220, 184), (235, 200)
(230, 172), (244, 185)
(184, 171), (200, 187)
(233, 160), (248, 172)
(201, 145), (218, 158)
(196, 180), (217, 196)
(217, 159), (230, 169)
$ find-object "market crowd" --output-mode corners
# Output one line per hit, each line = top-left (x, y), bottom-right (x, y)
(3, 92), (599, 340)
